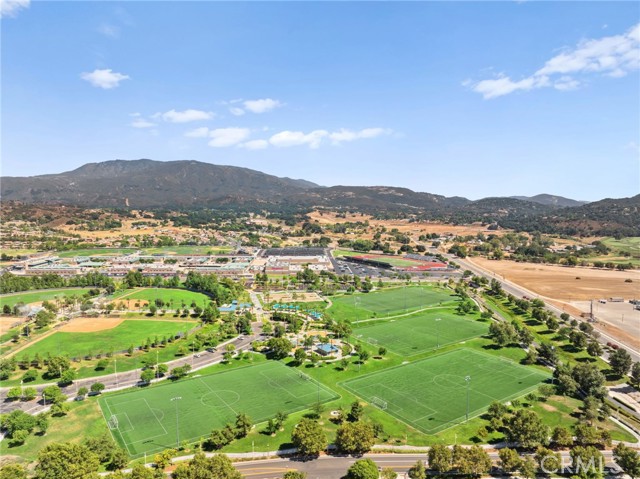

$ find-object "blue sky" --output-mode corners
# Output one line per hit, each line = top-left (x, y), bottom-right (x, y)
(1, 1), (639, 201)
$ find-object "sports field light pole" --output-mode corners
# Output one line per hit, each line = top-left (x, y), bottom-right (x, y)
(465, 376), (471, 422)
(435, 318), (441, 349)
(114, 356), (118, 388)
(171, 396), (182, 448)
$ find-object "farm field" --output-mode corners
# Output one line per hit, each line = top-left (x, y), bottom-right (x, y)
(342, 348), (549, 434)
(354, 309), (488, 356)
(12, 319), (195, 359)
(100, 361), (338, 457)
(0, 288), (95, 308)
(469, 257), (640, 300)
(330, 285), (456, 320)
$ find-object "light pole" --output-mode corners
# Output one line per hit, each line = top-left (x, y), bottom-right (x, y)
(114, 356), (118, 388)
(465, 376), (471, 422)
(435, 318), (441, 349)
(156, 349), (159, 381)
(171, 396), (182, 448)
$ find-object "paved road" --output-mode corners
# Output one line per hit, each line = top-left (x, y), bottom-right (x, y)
(0, 328), (261, 414)
(231, 451), (619, 479)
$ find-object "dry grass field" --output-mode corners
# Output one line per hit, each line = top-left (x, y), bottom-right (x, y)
(268, 291), (323, 303)
(59, 316), (125, 332)
(469, 257), (640, 301)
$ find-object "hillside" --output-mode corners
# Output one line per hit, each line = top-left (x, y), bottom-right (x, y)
(2, 159), (637, 236)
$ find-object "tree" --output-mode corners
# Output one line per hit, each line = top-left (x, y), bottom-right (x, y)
(294, 348), (307, 364)
(96, 359), (109, 370)
(347, 401), (364, 422)
(47, 355), (71, 378)
(140, 368), (155, 383)
(569, 330), (587, 350)
(267, 337), (293, 359)
(59, 368), (77, 386)
(335, 422), (375, 454)
(632, 362), (640, 388)
(408, 460), (427, 479)
(428, 444), (452, 473)
(570, 446), (604, 479)
(1, 409), (36, 436)
(613, 443), (640, 479)
(171, 452), (242, 479)
(572, 363), (606, 399)
(587, 342), (602, 358)
(8, 429), (28, 446)
(34, 442), (100, 479)
(535, 447), (562, 475)
(499, 448), (522, 474)
(380, 468), (397, 479)
(346, 459), (379, 479)
(91, 382), (105, 394)
(291, 418), (327, 456)
(283, 472), (307, 479)
(0, 464), (27, 479)
(551, 426), (573, 448)
(489, 322), (518, 347)
(610, 348), (633, 377)
(42, 385), (67, 405)
(36, 413), (50, 435)
(23, 386), (37, 401)
(235, 413), (252, 438)
(7, 386), (22, 400)
(457, 445), (492, 477)
(505, 409), (549, 449)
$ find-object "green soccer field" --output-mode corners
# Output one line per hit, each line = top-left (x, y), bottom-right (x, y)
(17, 320), (194, 359)
(341, 349), (549, 434)
(354, 309), (488, 356)
(330, 286), (456, 320)
(99, 361), (338, 457)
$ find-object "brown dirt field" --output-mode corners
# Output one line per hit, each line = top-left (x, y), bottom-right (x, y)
(306, 211), (509, 236)
(469, 257), (640, 301)
(0, 316), (24, 334)
(268, 292), (323, 303)
(59, 316), (125, 332)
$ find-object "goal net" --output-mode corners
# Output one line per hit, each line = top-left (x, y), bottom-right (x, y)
(108, 415), (119, 430)
(368, 338), (378, 345)
(299, 372), (311, 381)
(371, 397), (388, 410)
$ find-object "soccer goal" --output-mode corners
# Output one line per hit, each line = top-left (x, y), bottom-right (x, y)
(368, 338), (378, 345)
(371, 396), (388, 410)
(299, 372), (311, 381)
(108, 415), (119, 430)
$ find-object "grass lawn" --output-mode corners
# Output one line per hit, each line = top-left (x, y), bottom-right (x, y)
(99, 361), (338, 457)
(602, 237), (640, 255)
(15, 320), (195, 359)
(330, 285), (456, 320)
(57, 248), (137, 258)
(341, 348), (549, 434)
(354, 309), (488, 356)
(0, 399), (108, 463)
(109, 288), (212, 307)
(0, 288), (95, 308)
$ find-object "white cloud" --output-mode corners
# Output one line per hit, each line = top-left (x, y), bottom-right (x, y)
(131, 118), (156, 128)
(229, 107), (245, 116)
(329, 127), (392, 144)
(161, 109), (213, 123)
(184, 127), (210, 138)
(243, 98), (282, 114)
(470, 23), (640, 99)
(270, 130), (328, 149)
(80, 68), (130, 89)
(241, 139), (269, 150)
(208, 128), (250, 148)
(98, 23), (120, 38)
(0, 0), (30, 18)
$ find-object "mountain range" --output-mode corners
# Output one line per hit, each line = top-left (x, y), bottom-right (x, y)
(2, 159), (638, 236)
